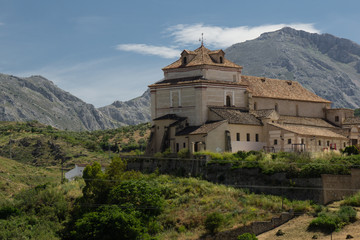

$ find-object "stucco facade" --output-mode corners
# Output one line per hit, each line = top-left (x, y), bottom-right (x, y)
(146, 45), (360, 155)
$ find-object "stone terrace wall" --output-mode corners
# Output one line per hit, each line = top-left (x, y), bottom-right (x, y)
(200, 210), (294, 240)
(124, 157), (360, 204)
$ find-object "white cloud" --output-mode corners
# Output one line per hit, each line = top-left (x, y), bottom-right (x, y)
(116, 44), (180, 59)
(167, 23), (320, 48)
(116, 23), (320, 59)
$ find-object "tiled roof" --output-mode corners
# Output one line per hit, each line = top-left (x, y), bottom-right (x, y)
(278, 116), (335, 128)
(162, 45), (242, 70)
(242, 75), (331, 103)
(250, 109), (278, 119)
(154, 114), (184, 121)
(269, 123), (347, 139)
(209, 106), (262, 125)
(149, 77), (247, 87)
(176, 120), (226, 136)
(343, 117), (360, 125)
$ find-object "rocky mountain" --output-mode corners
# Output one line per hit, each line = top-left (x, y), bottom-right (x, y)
(0, 74), (122, 131)
(98, 89), (151, 125)
(225, 27), (360, 108)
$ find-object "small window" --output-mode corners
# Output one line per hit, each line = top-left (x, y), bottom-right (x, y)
(255, 134), (259, 142)
(335, 116), (339, 122)
(274, 139), (278, 145)
(246, 133), (250, 142)
(254, 102), (257, 110)
(318, 140), (321, 146)
(176, 143), (179, 152)
(288, 139), (292, 144)
(219, 56), (223, 63)
(233, 75), (236, 82)
(183, 142), (186, 148)
(275, 103), (278, 112)
(344, 142), (346, 147)
(327, 141), (330, 147)
(236, 133), (240, 141)
(301, 138), (304, 144)
(183, 57), (187, 65)
(226, 95), (231, 107)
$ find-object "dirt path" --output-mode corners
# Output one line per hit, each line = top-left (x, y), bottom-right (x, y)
(257, 214), (360, 240)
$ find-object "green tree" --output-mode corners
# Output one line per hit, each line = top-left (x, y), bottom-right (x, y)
(82, 162), (107, 203)
(72, 205), (145, 240)
(109, 179), (164, 218)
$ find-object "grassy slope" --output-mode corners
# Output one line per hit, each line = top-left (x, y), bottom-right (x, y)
(0, 156), (60, 198)
(0, 121), (150, 168)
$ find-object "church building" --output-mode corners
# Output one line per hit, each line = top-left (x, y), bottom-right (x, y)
(146, 44), (360, 154)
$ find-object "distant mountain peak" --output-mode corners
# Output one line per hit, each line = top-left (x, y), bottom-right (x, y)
(225, 28), (360, 108)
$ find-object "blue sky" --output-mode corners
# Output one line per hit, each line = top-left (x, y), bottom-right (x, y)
(1, 0), (360, 107)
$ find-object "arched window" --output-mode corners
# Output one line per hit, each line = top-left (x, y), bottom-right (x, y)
(226, 95), (231, 107)
(219, 56), (223, 63)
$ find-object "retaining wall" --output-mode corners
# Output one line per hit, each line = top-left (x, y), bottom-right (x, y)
(124, 156), (360, 204)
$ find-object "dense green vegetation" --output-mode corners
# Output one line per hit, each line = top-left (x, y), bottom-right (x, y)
(308, 206), (357, 233)
(0, 121), (150, 167)
(193, 149), (360, 177)
(0, 157), (317, 239)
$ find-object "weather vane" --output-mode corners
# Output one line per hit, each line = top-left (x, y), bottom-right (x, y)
(199, 33), (204, 46)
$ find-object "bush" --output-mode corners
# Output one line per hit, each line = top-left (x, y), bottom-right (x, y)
(342, 192), (360, 207)
(204, 212), (224, 234)
(238, 233), (258, 240)
(0, 206), (20, 219)
(308, 206), (357, 233)
(343, 145), (359, 155)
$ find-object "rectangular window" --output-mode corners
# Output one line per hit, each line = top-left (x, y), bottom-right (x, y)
(176, 143), (179, 152)
(335, 116), (339, 122)
(327, 141), (330, 147)
(288, 139), (292, 144)
(183, 142), (186, 148)
(246, 133), (250, 142)
(255, 134), (259, 142)
(236, 133), (240, 141)
(301, 138), (304, 144)
(274, 139), (278, 145)
(319, 140), (321, 146)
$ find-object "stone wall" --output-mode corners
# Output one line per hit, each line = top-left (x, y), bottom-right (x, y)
(200, 210), (294, 240)
(124, 156), (360, 204)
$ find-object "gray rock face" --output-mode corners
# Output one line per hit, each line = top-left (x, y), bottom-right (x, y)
(225, 27), (360, 108)
(98, 89), (151, 126)
(0, 74), (120, 131)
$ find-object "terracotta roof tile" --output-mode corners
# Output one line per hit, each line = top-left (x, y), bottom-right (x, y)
(162, 45), (242, 70)
(250, 109), (278, 119)
(269, 123), (347, 139)
(209, 106), (262, 125)
(176, 120), (226, 136)
(278, 116), (335, 128)
(242, 75), (331, 103)
(343, 117), (360, 125)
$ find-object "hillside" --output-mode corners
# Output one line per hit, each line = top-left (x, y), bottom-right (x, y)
(0, 156), (60, 198)
(225, 27), (360, 108)
(98, 89), (151, 125)
(0, 121), (150, 167)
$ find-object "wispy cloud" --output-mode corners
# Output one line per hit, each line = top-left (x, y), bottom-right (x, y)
(167, 23), (320, 48)
(116, 44), (180, 59)
(116, 23), (320, 58)
(0, 22), (4, 26)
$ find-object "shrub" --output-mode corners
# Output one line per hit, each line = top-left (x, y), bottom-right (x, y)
(204, 212), (224, 234)
(0, 206), (20, 219)
(342, 192), (360, 207)
(178, 148), (190, 159)
(343, 145), (359, 155)
(238, 233), (258, 240)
